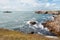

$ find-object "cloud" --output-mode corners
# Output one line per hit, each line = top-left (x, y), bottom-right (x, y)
(45, 3), (56, 7)
(0, 0), (42, 11)
(0, 0), (60, 11)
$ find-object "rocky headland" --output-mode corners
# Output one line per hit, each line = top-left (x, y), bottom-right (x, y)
(35, 10), (60, 15)
(35, 10), (60, 36)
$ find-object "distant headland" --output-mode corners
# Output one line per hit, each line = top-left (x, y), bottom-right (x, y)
(35, 10), (60, 15)
(3, 11), (12, 13)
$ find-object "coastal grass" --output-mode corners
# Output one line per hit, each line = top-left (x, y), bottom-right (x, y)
(0, 28), (60, 40)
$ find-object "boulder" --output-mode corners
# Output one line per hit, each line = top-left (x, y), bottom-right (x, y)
(42, 21), (60, 36)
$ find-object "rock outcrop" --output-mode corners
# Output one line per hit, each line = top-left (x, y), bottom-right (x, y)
(42, 21), (60, 36)
(35, 10), (60, 36)
(35, 10), (60, 15)
(42, 15), (60, 36)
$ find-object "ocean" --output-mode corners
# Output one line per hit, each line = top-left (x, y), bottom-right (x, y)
(0, 11), (55, 36)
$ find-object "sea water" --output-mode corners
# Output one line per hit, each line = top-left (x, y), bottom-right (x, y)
(0, 11), (55, 36)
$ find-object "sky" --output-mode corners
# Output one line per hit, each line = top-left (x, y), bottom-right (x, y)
(0, 0), (60, 11)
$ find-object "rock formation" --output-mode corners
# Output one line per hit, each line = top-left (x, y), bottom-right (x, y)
(35, 10), (60, 15)
(42, 21), (60, 36)
(35, 10), (60, 36)
(42, 15), (60, 36)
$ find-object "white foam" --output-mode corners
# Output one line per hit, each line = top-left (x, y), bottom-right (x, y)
(45, 36), (58, 39)
(33, 24), (38, 28)
(26, 18), (38, 26)
(44, 27), (49, 31)
(38, 23), (44, 29)
(26, 19), (49, 31)
(26, 20), (44, 29)
(48, 16), (54, 21)
(26, 20), (31, 25)
(38, 32), (43, 35)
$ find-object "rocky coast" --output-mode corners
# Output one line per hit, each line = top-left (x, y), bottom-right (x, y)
(35, 10), (60, 36)
(0, 11), (60, 40)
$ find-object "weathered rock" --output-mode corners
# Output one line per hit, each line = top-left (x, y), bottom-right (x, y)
(35, 11), (60, 15)
(30, 21), (37, 25)
(47, 11), (59, 15)
(35, 11), (60, 36)
(27, 19), (38, 26)
(42, 15), (60, 36)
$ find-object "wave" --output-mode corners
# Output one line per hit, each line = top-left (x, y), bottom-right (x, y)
(13, 18), (56, 36)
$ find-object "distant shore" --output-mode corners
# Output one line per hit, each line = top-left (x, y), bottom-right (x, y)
(35, 10), (60, 15)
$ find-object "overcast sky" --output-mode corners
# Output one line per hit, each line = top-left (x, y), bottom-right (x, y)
(0, 0), (60, 11)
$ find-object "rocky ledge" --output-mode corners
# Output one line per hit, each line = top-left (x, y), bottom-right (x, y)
(35, 10), (60, 36)
(42, 14), (60, 36)
(35, 10), (60, 15)
(42, 21), (60, 36)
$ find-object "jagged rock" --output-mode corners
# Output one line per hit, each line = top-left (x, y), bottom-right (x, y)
(37, 10), (60, 36)
(35, 11), (60, 15)
(42, 15), (60, 36)
(27, 19), (38, 26)
(42, 21), (60, 36)
(30, 21), (37, 25)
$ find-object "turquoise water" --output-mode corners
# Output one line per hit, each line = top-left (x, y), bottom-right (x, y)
(0, 11), (53, 29)
(0, 11), (56, 36)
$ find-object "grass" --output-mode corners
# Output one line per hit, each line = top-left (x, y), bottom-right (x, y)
(0, 28), (60, 40)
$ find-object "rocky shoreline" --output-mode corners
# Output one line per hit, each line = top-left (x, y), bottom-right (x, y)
(35, 10), (60, 15)
(0, 10), (60, 40)
(35, 10), (60, 36)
